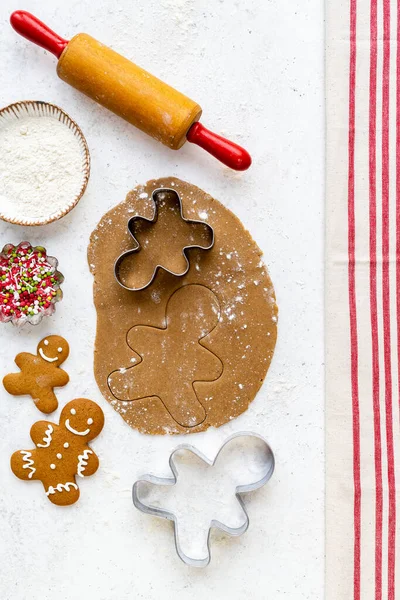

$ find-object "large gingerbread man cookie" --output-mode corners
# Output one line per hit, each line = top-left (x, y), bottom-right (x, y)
(10, 398), (104, 506)
(3, 335), (69, 413)
(109, 285), (223, 428)
(88, 178), (278, 435)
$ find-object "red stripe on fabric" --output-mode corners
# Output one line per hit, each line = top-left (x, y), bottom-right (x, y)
(382, 1), (397, 598)
(397, 0), (400, 427)
(397, 0), (400, 425)
(369, 1), (383, 598)
(348, 2), (361, 599)
(397, 0), (400, 445)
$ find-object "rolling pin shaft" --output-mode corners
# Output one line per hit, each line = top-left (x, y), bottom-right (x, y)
(57, 34), (202, 150)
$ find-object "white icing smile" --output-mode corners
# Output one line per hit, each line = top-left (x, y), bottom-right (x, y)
(65, 419), (90, 436)
(39, 348), (58, 363)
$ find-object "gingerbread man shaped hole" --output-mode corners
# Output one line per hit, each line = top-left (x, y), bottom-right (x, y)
(108, 284), (223, 428)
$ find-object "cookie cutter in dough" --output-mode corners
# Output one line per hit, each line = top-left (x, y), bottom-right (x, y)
(132, 432), (275, 567)
(114, 188), (215, 292)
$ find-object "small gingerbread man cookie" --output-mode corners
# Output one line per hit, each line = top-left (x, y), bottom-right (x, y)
(3, 335), (70, 413)
(10, 398), (104, 506)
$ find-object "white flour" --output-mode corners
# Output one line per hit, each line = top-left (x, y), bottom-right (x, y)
(0, 116), (85, 221)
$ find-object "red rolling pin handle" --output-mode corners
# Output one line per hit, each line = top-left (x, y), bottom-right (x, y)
(187, 123), (252, 171)
(10, 10), (252, 171)
(10, 10), (68, 58)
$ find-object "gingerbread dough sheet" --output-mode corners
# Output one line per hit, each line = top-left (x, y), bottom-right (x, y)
(88, 178), (278, 434)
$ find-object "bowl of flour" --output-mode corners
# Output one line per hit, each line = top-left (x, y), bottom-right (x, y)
(0, 101), (90, 226)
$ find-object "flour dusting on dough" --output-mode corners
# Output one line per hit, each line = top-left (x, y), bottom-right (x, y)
(88, 177), (278, 435)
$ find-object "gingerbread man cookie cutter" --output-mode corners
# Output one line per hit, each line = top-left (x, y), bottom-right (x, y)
(132, 432), (275, 567)
(114, 188), (215, 292)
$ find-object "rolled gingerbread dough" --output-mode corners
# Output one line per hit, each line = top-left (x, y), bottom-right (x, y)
(88, 178), (278, 435)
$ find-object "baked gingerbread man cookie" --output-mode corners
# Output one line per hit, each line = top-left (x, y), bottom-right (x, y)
(11, 398), (104, 506)
(3, 335), (69, 413)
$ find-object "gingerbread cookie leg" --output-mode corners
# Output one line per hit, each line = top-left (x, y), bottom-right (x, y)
(163, 387), (206, 428)
(30, 386), (59, 414)
(45, 480), (80, 506)
(110, 364), (207, 427)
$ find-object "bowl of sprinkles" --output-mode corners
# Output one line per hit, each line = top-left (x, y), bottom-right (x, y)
(0, 242), (64, 326)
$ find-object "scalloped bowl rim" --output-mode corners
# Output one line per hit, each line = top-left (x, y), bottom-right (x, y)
(0, 100), (91, 227)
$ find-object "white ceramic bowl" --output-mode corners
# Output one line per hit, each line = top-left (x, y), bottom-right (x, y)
(0, 101), (90, 226)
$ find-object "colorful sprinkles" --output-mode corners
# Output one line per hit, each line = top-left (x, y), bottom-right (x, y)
(0, 242), (63, 325)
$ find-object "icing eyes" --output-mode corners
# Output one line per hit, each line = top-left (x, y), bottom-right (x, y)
(87, 418), (93, 425)
(70, 408), (76, 415)
(44, 339), (49, 346)
(58, 347), (63, 353)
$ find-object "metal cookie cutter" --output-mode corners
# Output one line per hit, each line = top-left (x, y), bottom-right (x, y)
(114, 187), (215, 292)
(132, 432), (275, 567)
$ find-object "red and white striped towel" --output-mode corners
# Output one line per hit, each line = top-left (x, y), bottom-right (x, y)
(327, 0), (400, 598)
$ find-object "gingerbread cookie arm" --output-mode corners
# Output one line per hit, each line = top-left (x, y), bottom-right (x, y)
(194, 346), (223, 382)
(14, 352), (36, 369)
(30, 421), (57, 447)
(108, 361), (153, 401)
(49, 367), (70, 387)
(76, 448), (99, 478)
(11, 449), (38, 481)
(3, 372), (30, 396)
(109, 327), (164, 400)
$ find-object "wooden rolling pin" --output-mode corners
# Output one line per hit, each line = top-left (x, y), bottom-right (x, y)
(10, 11), (252, 171)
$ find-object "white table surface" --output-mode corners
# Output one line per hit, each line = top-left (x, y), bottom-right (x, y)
(0, 1), (324, 598)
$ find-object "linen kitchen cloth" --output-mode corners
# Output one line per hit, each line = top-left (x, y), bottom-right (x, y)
(327, 0), (400, 598)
